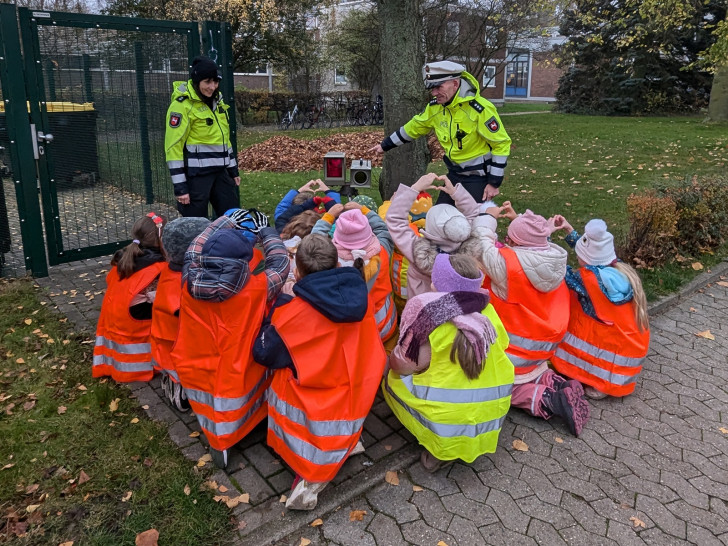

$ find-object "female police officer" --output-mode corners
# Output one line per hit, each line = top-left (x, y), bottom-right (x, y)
(165, 56), (240, 218)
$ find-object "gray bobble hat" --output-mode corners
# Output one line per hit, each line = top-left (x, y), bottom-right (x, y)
(162, 217), (211, 269)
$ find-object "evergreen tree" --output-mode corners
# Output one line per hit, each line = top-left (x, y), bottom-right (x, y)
(556, 0), (726, 115)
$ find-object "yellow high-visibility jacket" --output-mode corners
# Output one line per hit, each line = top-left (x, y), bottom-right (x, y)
(381, 71), (511, 187)
(164, 80), (238, 196)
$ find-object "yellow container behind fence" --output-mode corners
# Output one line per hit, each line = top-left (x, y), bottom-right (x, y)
(0, 101), (94, 112)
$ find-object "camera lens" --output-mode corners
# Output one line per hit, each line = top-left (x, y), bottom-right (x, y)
(354, 171), (368, 185)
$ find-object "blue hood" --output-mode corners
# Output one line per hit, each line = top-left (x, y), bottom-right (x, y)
(293, 267), (368, 322)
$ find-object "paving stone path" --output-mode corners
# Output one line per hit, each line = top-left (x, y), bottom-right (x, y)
(35, 258), (728, 546)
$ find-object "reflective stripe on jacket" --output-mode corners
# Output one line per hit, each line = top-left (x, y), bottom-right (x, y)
(164, 80), (237, 190)
(483, 247), (569, 376)
(368, 247), (397, 342)
(150, 266), (182, 382)
(171, 271), (270, 451)
(93, 262), (166, 383)
(267, 296), (386, 482)
(551, 268), (650, 397)
(382, 303), (514, 462)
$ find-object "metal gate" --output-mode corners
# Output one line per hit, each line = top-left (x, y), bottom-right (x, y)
(0, 5), (235, 277)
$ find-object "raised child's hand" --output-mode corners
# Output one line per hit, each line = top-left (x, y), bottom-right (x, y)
(500, 201), (518, 221)
(551, 214), (573, 233)
(328, 203), (345, 218)
(344, 201), (363, 211)
(411, 172), (440, 193)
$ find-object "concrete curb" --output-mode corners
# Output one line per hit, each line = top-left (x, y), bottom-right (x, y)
(235, 444), (421, 545)
(647, 258), (728, 316)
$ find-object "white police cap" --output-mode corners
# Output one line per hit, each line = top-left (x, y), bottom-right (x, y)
(423, 60), (465, 88)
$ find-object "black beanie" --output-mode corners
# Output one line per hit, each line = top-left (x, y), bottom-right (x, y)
(162, 217), (211, 270)
(190, 56), (221, 84)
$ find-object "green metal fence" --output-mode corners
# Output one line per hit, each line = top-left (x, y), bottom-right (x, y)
(0, 5), (234, 276)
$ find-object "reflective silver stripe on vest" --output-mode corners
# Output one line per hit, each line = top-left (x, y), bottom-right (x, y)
(554, 348), (637, 386)
(186, 144), (228, 154)
(186, 157), (228, 168)
(505, 352), (544, 368)
(374, 294), (392, 323)
(195, 395), (265, 437)
(92, 353), (152, 373)
(269, 419), (350, 466)
(379, 303), (398, 339)
(400, 375), (512, 404)
(507, 333), (559, 354)
(167, 160), (184, 169)
(171, 173), (187, 184)
(95, 335), (150, 355)
(185, 373), (269, 413)
(268, 390), (365, 438)
(457, 153), (492, 168)
(561, 332), (645, 368)
(489, 165), (505, 177)
(383, 375), (506, 438)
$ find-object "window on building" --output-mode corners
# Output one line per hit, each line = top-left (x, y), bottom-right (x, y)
(506, 52), (529, 97)
(446, 21), (460, 42)
(335, 68), (347, 85)
(483, 65), (497, 88)
(484, 27), (498, 48)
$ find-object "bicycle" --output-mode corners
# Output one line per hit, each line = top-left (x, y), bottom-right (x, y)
(301, 104), (332, 129)
(279, 103), (301, 131)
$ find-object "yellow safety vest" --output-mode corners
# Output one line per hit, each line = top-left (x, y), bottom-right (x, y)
(382, 303), (514, 462)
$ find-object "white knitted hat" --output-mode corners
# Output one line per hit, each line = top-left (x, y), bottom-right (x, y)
(422, 204), (471, 252)
(575, 219), (617, 266)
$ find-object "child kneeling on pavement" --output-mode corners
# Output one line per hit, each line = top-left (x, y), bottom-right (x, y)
(253, 234), (387, 510)
(383, 253), (514, 472)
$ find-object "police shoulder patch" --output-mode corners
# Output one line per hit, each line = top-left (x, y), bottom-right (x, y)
(169, 112), (182, 128)
(485, 116), (500, 133)
(469, 99), (484, 113)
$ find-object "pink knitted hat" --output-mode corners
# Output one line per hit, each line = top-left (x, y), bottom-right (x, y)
(507, 210), (552, 249)
(332, 209), (375, 251)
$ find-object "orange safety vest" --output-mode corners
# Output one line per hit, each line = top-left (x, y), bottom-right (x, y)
(267, 296), (386, 483)
(93, 262), (166, 383)
(171, 271), (270, 451)
(483, 247), (569, 376)
(369, 247), (397, 343)
(551, 269), (650, 397)
(389, 222), (420, 301)
(150, 267), (183, 381)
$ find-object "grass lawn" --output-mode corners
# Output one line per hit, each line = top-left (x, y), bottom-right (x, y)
(0, 280), (235, 545)
(237, 113), (728, 300)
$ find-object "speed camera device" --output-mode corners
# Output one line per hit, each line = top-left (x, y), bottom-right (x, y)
(350, 158), (372, 189)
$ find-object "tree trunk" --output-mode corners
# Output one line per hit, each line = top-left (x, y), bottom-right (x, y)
(707, 65), (728, 122)
(377, 0), (429, 200)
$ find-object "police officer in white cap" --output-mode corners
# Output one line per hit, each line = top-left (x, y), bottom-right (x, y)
(370, 60), (511, 205)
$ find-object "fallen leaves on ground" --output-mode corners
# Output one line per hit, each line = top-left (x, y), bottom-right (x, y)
(78, 470), (90, 485)
(719, 427), (728, 434)
(121, 491), (132, 502)
(412, 485), (424, 492)
(237, 132), (443, 173)
(188, 431), (200, 438)
(109, 398), (120, 412)
(349, 510), (366, 521)
(310, 518), (323, 527)
(184, 484), (191, 496)
(512, 439), (529, 452)
(695, 330), (715, 340)
(717, 281), (728, 288)
(212, 494), (250, 508)
(385, 471), (400, 486)
(629, 516), (646, 528)
(196, 454), (212, 467)
(59, 542), (74, 546)
(437, 541), (450, 546)
(135, 529), (159, 546)
(554, 437), (564, 444)
(57, 406), (67, 414)
(692, 262), (704, 271)
(299, 539), (311, 546)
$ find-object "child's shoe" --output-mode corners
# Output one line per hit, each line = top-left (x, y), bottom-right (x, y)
(285, 479), (328, 510)
(584, 386), (609, 400)
(210, 448), (228, 469)
(542, 384), (590, 437)
(420, 449), (453, 473)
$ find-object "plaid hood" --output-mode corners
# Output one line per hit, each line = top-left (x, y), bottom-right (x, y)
(183, 216), (253, 302)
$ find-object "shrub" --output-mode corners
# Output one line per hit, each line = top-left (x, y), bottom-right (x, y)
(622, 192), (678, 268)
(623, 175), (728, 268)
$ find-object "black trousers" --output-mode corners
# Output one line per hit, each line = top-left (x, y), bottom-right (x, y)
(178, 170), (239, 218)
(435, 178), (489, 206)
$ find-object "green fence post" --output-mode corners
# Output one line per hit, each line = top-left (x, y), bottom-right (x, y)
(82, 53), (93, 103)
(0, 4), (48, 277)
(45, 59), (57, 102)
(134, 42), (154, 204)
